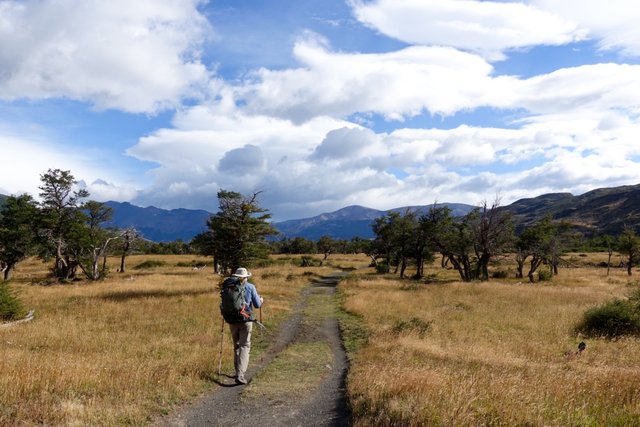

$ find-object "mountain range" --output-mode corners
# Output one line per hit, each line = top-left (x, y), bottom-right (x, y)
(101, 201), (475, 242)
(1, 183), (640, 241)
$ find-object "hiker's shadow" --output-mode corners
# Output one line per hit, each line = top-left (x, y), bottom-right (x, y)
(214, 374), (243, 387)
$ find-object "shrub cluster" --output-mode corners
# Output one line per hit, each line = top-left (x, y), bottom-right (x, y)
(175, 260), (207, 268)
(133, 260), (167, 270)
(575, 290), (640, 338)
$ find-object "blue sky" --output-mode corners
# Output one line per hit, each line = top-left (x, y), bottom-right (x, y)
(2, 0), (640, 221)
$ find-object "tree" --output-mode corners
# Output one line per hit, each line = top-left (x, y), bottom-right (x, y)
(371, 212), (402, 274)
(0, 194), (39, 280)
(617, 228), (640, 276)
(421, 206), (476, 282)
(206, 190), (277, 274)
(468, 199), (514, 281)
(73, 200), (120, 280)
(516, 217), (560, 283)
(117, 228), (140, 273)
(274, 237), (316, 254)
(602, 234), (615, 276)
(317, 235), (335, 265)
(37, 169), (89, 280)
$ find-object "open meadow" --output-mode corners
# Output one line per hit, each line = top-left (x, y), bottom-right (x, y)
(0, 254), (335, 426)
(342, 252), (640, 426)
(2, 253), (640, 426)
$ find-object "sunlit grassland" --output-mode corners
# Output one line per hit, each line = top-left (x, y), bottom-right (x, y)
(4, 251), (640, 426)
(0, 254), (332, 426)
(342, 254), (640, 426)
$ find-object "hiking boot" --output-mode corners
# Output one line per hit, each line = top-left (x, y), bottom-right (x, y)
(235, 376), (247, 385)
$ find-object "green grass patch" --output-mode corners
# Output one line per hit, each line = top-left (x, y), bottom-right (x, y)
(336, 288), (369, 358)
(305, 291), (336, 320)
(243, 342), (333, 399)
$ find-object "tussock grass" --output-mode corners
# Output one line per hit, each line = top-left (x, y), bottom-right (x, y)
(342, 255), (640, 426)
(0, 255), (326, 426)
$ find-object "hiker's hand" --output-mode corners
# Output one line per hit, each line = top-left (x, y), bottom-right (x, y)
(260, 297), (264, 305)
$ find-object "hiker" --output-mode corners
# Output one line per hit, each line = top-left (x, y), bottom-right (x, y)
(220, 267), (263, 385)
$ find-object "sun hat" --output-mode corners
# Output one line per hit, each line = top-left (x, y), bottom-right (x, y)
(232, 267), (252, 278)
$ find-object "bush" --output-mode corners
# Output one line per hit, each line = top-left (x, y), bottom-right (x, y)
(538, 269), (552, 281)
(0, 283), (24, 321)
(491, 270), (509, 279)
(575, 298), (640, 339)
(375, 264), (390, 274)
(175, 260), (207, 268)
(133, 260), (167, 270)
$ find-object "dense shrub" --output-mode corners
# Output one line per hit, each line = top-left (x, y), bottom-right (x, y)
(0, 283), (23, 321)
(575, 292), (640, 338)
(491, 270), (509, 279)
(375, 264), (390, 274)
(176, 260), (207, 268)
(133, 260), (167, 270)
(538, 269), (552, 281)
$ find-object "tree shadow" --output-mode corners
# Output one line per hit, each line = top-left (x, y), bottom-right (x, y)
(93, 288), (214, 302)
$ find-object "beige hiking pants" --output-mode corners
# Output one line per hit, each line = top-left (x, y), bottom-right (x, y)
(228, 321), (253, 380)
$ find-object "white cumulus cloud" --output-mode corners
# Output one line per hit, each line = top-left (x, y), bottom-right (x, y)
(0, 0), (211, 113)
(350, 0), (584, 61)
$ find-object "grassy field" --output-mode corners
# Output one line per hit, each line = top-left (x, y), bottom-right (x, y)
(0, 254), (332, 426)
(341, 253), (640, 426)
(2, 252), (640, 426)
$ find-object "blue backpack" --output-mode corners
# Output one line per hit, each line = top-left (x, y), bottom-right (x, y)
(220, 277), (251, 323)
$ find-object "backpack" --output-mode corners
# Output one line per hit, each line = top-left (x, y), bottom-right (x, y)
(220, 277), (252, 323)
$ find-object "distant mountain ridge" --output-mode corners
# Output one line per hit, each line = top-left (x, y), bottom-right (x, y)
(102, 201), (211, 242)
(273, 203), (475, 240)
(502, 184), (640, 236)
(2, 183), (640, 241)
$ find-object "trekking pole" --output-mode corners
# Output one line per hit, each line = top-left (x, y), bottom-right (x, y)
(217, 315), (225, 376)
(259, 306), (264, 362)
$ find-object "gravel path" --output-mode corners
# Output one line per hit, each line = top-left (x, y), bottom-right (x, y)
(154, 272), (351, 427)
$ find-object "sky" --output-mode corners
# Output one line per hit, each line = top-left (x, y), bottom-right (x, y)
(2, 0), (640, 221)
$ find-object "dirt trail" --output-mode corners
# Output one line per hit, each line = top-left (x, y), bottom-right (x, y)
(154, 272), (351, 427)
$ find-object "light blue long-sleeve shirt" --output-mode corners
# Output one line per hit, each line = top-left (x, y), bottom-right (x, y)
(243, 281), (262, 318)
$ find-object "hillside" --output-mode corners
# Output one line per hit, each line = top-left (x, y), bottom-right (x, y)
(503, 184), (640, 235)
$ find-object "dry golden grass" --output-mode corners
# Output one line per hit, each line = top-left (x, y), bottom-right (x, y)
(342, 255), (640, 426)
(4, 252), (640, 426)
(0, 254), (332, 426)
